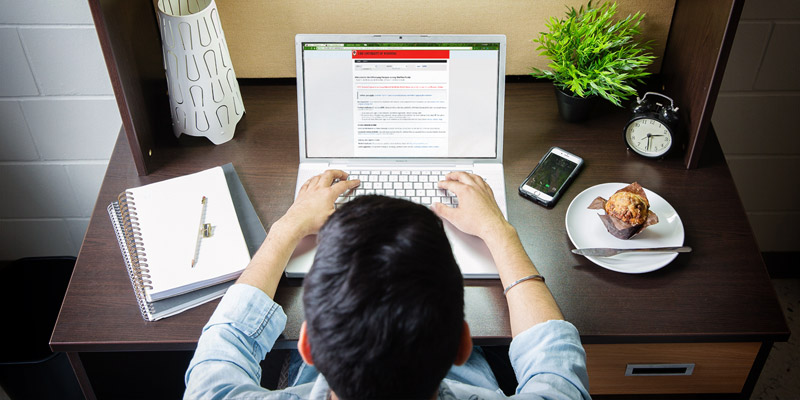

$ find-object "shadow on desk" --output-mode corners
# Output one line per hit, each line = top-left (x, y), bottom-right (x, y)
(76, 347), (520, 398)
(78, 349), (302, 398)
(0, 257), (81, 400)
(81, 352), (193, 399)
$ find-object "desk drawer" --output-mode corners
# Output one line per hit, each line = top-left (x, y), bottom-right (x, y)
(584, 342), (761, 395)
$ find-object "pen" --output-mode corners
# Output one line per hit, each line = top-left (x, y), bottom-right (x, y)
(191, 196), (209, 268)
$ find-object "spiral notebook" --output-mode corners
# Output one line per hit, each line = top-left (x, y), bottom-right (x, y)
(107, 163), (265, 321)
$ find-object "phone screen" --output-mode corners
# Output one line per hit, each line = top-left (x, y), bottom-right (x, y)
(525, 153), (579, 196)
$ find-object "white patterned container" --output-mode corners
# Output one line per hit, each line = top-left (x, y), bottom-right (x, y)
(156, 0), (244, 144)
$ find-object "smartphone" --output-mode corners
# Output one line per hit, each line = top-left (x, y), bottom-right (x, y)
(518, 147), (584, 208)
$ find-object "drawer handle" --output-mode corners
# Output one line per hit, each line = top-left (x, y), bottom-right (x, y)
(625, 363), (695, 376)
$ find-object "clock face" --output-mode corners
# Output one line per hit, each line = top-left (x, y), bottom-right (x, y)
(625, 118), (673, 157)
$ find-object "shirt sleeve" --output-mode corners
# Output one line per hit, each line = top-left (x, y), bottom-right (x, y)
(184, 283), (287, 400)
(509, 320), (591, 399)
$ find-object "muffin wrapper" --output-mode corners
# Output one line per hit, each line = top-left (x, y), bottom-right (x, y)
(588, 183), (659, 240)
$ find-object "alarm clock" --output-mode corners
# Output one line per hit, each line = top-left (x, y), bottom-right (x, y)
(623, 92), (680, 158)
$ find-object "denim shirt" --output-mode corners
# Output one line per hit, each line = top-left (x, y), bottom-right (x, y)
(185, 284), (591, 399)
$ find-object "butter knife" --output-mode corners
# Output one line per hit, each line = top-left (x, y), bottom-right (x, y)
(571, 246), (692, 257)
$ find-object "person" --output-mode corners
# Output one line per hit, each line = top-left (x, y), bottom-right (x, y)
(184, 170), (590, 399)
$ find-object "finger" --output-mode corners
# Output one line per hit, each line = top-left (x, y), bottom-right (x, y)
(326, 169), (349, 181)
(468, 173), (491, 192)
(437, 179), (468, 194)
(299, 180), (311, 195)
(330, 178), (360, 196)
(475, 176), (493, 194)
(431, 202), (456, 222)
(305, 175), (321, 189)
(314, 170), (340, 187)
(446, 171), (480, 186)
(471, 173), (490, 189)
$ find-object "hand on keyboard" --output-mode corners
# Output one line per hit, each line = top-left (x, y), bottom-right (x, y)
(431, 171), (510, 241)
(335, 169), (469, 209)
(283, 169), (361, 237)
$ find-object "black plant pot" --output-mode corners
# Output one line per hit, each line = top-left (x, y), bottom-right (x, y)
(554, 86), (596, 122)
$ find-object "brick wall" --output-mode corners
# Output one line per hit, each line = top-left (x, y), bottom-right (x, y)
(712, 0), (800, 252)
(0, 0), (120, 259)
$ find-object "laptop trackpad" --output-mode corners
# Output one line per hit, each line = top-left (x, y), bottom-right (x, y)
(442, 219), (499, 278)
(284, 221), (499, 279)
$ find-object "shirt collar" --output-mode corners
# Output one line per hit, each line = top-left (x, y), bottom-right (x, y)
(309, 374), (331, 400)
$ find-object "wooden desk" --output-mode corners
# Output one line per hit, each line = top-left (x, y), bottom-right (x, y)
(51, 82), (788, 398)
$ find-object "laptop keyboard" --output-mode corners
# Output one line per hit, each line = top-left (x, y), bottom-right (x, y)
(336, 170), (470, 208)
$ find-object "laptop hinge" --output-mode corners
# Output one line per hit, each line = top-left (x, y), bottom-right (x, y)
(330, 162), (469, 170)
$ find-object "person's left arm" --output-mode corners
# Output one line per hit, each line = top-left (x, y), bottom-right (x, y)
(238, 169), (360, 298)
(184, 170), (359, 399)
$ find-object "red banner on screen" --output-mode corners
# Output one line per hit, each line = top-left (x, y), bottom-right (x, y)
(352, 50), (450, 59)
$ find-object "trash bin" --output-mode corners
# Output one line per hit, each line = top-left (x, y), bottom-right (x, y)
(0, 257), (83, 400)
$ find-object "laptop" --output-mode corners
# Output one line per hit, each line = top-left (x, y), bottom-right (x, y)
(285, 34), (507, 278)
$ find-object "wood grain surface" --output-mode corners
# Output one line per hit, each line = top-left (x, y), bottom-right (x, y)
(51, 82), (788, 353)
(585, 342), (761, 394)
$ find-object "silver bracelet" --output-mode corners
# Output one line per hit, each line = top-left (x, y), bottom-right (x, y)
(503, 274), (545, 295)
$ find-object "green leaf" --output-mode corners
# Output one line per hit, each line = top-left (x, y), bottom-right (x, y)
(530, 0), (655, 107)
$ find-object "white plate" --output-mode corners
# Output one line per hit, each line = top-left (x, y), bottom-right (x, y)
(565, 183), (685, 273)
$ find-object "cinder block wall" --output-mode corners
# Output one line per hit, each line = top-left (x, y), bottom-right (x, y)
(712, 0), (800, 252)
(0, 0), (120, 259)
(0, 0), (797, 260)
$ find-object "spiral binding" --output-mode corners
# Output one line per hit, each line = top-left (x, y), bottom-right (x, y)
(109, 192), (157, 320)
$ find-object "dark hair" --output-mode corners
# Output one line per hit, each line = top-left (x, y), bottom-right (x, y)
(303, 196), (464, 399)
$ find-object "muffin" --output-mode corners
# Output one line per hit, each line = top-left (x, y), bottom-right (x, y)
(588, 182), (658, 239)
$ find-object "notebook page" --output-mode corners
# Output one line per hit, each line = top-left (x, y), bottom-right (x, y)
(130, 166), (250, 302)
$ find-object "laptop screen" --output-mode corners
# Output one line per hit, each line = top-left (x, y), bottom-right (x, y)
(299, 40), (502, 159)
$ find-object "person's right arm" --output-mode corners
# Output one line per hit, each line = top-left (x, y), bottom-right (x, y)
(185, 170), (359, 399)
(432, 172), (590, 398)
(432, 172), (563, 336)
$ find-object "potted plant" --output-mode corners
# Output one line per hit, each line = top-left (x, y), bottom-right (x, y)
(531, 1), (655, 122)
